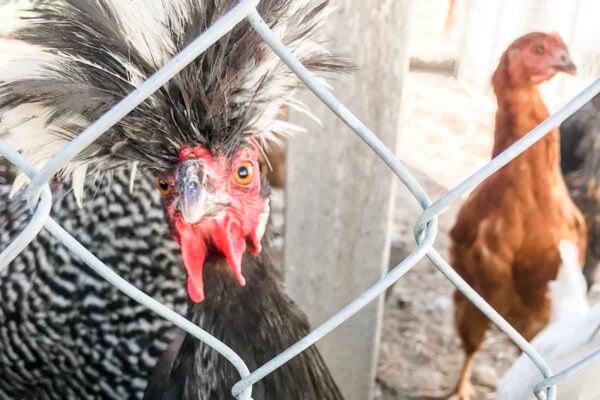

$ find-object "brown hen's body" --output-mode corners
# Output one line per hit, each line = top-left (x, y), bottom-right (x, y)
(448, 32), (586, 400)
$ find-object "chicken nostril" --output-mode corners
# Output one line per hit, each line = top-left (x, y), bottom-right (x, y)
(186, 180), (200, 192)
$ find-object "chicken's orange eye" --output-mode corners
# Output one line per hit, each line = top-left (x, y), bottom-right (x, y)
(532, 44), (545, 55)
(156, 178), (171, 196)
(234, 161), (254, 185)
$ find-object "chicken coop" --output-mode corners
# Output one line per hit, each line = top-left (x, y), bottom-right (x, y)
(0, 0), (599, 400)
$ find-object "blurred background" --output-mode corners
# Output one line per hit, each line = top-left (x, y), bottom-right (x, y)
(268, 1), (600, 399)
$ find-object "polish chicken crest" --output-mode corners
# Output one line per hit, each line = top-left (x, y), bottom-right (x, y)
(0, 0), (342, 302)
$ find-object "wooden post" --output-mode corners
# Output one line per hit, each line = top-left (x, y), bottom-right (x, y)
(283, 1), (413, 399)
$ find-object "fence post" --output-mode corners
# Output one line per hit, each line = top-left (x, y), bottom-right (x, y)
(283, 1), (413, 399)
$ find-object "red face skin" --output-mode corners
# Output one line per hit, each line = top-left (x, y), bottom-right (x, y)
(157, 139), (269, 302)
(506, 32), (576, 84)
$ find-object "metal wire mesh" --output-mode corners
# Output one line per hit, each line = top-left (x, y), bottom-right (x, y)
(0, 2), (599, 399)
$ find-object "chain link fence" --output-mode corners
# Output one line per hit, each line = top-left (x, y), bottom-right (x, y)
(0, 1), (599, 399)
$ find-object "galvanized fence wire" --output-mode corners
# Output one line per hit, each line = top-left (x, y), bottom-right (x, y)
(0, 1), (599, 399)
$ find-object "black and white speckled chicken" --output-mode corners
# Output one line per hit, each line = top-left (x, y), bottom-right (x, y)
(0, 0), (346, 399)
(560, 93), (600, 286)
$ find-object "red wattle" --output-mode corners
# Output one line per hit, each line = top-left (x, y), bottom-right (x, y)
(175, 219), (207, 303)
(211, 213), (247, 287)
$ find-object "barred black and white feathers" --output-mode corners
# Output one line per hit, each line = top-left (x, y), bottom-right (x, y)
(0, 0), (344, 198)
(0, 170), (188, 399)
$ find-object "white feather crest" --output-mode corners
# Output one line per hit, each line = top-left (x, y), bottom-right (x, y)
(0, 1), (32, 38)
(0, 0), (335, 206)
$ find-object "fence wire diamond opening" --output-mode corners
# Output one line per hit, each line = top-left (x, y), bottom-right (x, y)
(1, 1), (599, 399)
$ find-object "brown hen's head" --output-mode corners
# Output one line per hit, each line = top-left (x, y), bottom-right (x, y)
(494, 32), (576, 88)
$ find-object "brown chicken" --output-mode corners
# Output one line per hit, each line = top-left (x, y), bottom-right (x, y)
(448, 32), (587, 400)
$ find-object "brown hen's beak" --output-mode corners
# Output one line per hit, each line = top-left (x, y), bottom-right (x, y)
(553, 51), (576, 74)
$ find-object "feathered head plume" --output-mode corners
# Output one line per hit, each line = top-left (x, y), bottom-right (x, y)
(0, 0), (345, 200)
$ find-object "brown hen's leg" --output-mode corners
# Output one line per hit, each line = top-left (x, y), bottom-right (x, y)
(448, 353), (475, 400)
(448, 292), (490, 400)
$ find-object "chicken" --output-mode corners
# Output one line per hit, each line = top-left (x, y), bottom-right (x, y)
(448, 32), (587, 400)
(0, 158), (13, 184)
(0, 170), (188, 399)
(560, 93), (600, 286)
(497, 241), (600, 400)
(143, 249), (344, 400)
(0, 0), (346, 398)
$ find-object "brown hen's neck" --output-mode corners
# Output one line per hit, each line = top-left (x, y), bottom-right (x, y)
(491, 60), (559, 168)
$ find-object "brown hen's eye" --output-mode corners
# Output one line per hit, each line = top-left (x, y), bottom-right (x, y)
(235, 161), (254, 185)
(156, 178), (171, 196)
(532, 44), (545, 55)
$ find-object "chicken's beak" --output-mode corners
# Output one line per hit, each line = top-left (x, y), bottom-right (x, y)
(553, 50), (576, 75)
(173, 159), (247, 303)
(176, 160), (205, 224)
